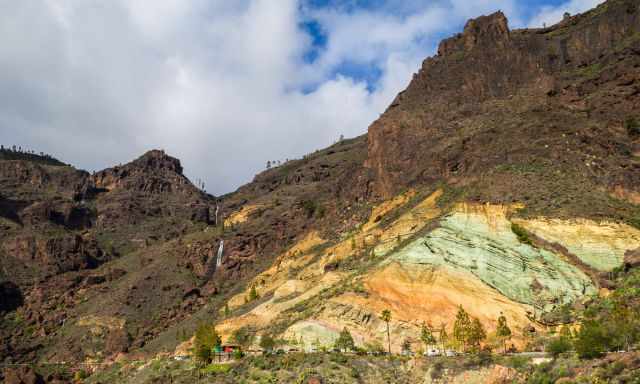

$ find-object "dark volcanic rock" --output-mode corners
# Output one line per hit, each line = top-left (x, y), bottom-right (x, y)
(366, 1), (640, 201)
(624, 248), (640, 268)
(3, 234), (108, 274)
(2, 366), (44, 384)
(93, 150), (192, 195)
(0, 281), (23, 313)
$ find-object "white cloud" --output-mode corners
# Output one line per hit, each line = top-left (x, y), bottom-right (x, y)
(528, 0), (605, 28)
(0, 0), (603, 194)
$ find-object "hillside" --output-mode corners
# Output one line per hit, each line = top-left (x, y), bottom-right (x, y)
(2, 0), (640, 383)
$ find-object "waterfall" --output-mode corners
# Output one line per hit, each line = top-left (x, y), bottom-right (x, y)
(216, 240), (224, 267)
(215, 203), (219, 226)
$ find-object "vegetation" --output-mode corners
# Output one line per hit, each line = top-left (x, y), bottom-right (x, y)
(380, 309), (392, 355)
(453, 306), (486, 352)
(453, 306), (471, 352)
(495, 313), (512, 354)
(468, 318), (486, 351)
(260, 334), (276, 353)
(420, 323), (437, 349)
(231, 326), (256, 348)
(194, 323), (222, 364)
(401, 338), (412, 354)
(301, 200), (319, 218)
(511, 223), (533, 246)
(573, 269), (640, 358)
(625, 116), (640, 136)
(247, 286), (260, 302)
(547, 334), (572, 357)
(0, 145), (65, 166)
(334, 327), (355, 352)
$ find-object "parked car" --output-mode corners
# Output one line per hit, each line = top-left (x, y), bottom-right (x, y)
(445, 350), (458, 357)
(425, 348), (441, 357)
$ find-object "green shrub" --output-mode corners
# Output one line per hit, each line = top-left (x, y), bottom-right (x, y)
(511, 223), (533, 246)
(546, 337), (572, 357)
(201, 363), (232, 375)
(231, 326), (255, 347)
(574, 321), (607, 359)
(625, 117), (640, 136)
(504, 355), (529, 369)
(301, 200), (318, 218)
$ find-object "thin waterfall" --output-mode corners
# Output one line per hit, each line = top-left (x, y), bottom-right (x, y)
(216, 240), (224, 267)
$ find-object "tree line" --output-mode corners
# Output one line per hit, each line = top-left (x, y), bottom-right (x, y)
(0, 145), (64, 165)
(191, 305), (514, 365)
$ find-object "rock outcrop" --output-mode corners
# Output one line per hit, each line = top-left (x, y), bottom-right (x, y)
(366, 1), (640, 208)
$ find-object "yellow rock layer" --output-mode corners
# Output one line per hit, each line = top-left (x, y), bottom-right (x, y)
(361, 189), (416, 232)
(226, 231), (325, 309)
(515, 217), (640, 271)
(224, 204), (264, 227)
(217, 272), (345, 341)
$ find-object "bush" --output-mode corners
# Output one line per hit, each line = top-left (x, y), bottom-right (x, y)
(574, 321), (607, 359)
(511, 223), (533, 246)
(546, 337), (572, 357)
(232, 326), (255, 347)
(301, 200), (318, 218)
(201, 363), (232, 375)
(625, 117), (640, 136)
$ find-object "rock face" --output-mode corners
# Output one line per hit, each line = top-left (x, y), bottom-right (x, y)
(2, 366), (44, 384)
(93, 150), (189, 195)
(0, 281), (23, 313)
(3, 234), (108, 275)
(93, 150), (211, 229)
(366, 1), (640, 209)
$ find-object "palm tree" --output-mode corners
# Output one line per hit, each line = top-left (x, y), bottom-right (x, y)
(380, 309), (392, 355)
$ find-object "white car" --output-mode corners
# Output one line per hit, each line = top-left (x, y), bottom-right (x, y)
(425, 348), (441, 357)
(445, 350), (458, 357)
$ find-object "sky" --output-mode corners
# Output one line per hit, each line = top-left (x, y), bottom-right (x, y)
(0, 0), (604, 194)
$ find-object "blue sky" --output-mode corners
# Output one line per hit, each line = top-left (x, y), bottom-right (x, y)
(298, 0), (600, 91)
(0, 0), (604, 193)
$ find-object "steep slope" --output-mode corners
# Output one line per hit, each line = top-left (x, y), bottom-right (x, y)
(367, 1), (640, 220)
(211, 0), (640, 355)
(0, 150), (215, 363)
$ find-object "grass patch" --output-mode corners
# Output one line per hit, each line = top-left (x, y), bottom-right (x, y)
(576, 63), (603, 79)
(201, 363), (233, 375)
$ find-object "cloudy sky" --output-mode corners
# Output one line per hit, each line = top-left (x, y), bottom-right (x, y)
(0, 0), (603, 194)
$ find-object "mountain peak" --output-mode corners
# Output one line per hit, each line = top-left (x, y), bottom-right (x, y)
(131, 149), (183, 175)
(438, 11), (510, 56)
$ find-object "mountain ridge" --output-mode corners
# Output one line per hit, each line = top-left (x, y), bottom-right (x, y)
(2, 1), (640, 382)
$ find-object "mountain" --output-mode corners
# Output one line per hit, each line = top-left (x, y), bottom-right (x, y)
(1, 0), (640, 382)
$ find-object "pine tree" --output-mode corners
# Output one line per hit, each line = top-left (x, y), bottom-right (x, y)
(249, 285), (259, 301)
(194, 323), (221, 363)
(401, 338), (412, 354)
(453, 306), (471, 352)
(260, 334), (276, 353)
(335, 327), (355, 352)
(496, 312), (512, 354)
(468, 318), (486, 351)
(421, 323), (437, 350)
(440, 324), (448, 353)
